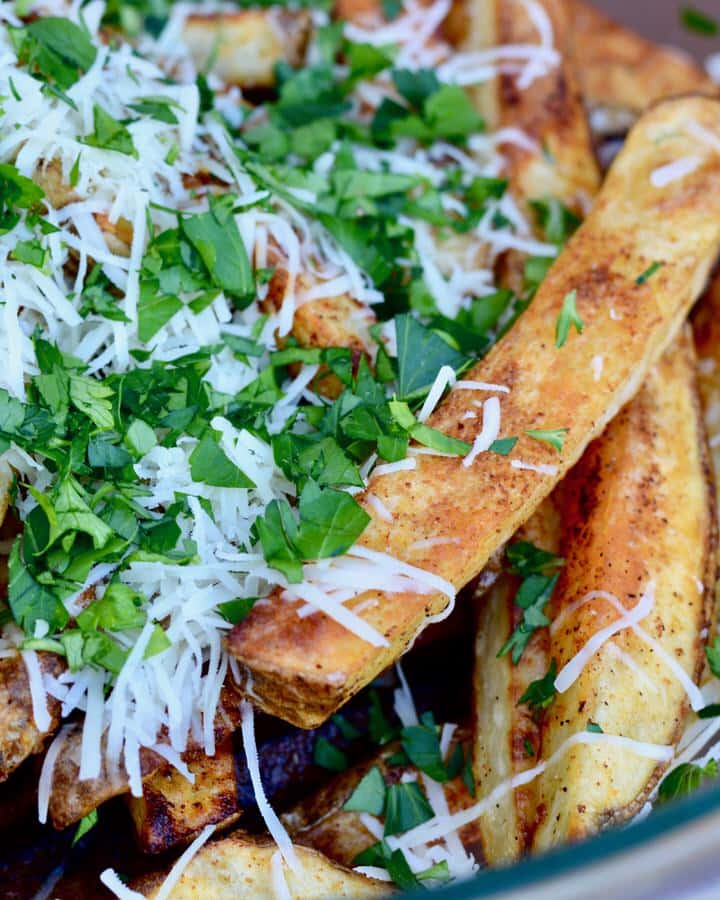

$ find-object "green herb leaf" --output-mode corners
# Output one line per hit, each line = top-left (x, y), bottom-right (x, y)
(384, 781), (434, 836)
(395, 314), (466, 401)
(8, 538), (69, 634)
(12, 17), (97, 92)
(706, 637), (720, 679)
(525, 427), (569, 453)
(635, 261), (664, 285)
(217, 597), (257, 625)
(143, 623), (171, 659)
(190, 431), (255, 489)
(658, 759), (719, 803)
(499, 573), (560, 664)
(344, 765), (387, 814)
(489, 436), (517, 455)
(518, 659), (557, 711)
(586, 721), (603, 733)
(555, 290), (583, 348)
(680, 6), (718, 35)
(314, 736), (349, 772)
(72, 809), (98, 846)
(82, 105), (137, 157)
(506, 541), (564, 577)
(530, 198), (581, 245)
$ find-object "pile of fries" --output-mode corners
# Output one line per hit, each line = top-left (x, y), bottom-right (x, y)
(2, 0), (720, 897)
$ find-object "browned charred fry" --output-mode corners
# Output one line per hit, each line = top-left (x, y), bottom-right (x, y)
(228, 96), (720, 729)
(0, 652), (63, 783)
(48, 679), (245, 830)
(128, 739), (242, 854)
(182, 9), (311, 89)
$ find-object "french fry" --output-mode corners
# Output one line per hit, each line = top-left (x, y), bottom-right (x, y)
(132, 832), (393, 899)
(471, 500), (560, 864)
(568, 0), (717, 128)
(530, 328), (715, 849)
(228, 95), (720, 729)
(47, 680), (245, 830)
(182, 9), (311, 89)
(0, 652), (62, 783)
(127, 740), (243, 855)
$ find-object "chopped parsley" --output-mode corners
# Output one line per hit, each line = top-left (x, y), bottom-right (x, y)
(499, 541), (564, 663)
(635, 261), (664, 285)
(555, 290), (583, 348)
(525, 427), (569, 453)
(680, 6), (718, 35)
(658, 759), (719, 803)
(518, 659), (558, 713)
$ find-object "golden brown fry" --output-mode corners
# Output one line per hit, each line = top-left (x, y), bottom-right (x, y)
(127, 740), (242, 855)
(132, 832), (393, 899)
(530, 328), (715, 850)
(0, 652), (62, 782)
(471, 501), (560, 865)
(228, 96), (720, 729)
(182, 9), (311, 89)
(568, 0), (717, 125)
(283, 730), (481, 868)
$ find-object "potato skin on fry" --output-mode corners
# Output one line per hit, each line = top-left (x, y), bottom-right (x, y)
(568, 0), (717, 121)
(229, 96), (720, 729)
(133, 832), (393, 899)
(531, 328), (716, 850)
(0, 653), (62, 783)
(182, 10), (311, 88)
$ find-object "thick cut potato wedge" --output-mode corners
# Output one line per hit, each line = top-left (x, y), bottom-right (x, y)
(229, 96), (720, 729)
(47, 680), (245, 829)
(531, 329), (715, 850)
(182, 10), (311, 88)
(132, 833), (392, 899)
(128, 740), (242, 855)
(283, 729), (481, 868)
(0, 652), (62, 782)
(471, 502), (560, 865)
(568, 0), (717, 126)
(693, 271), (720, 484)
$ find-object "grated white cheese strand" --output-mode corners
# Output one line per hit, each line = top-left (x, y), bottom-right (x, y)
(554, 582), (656, 694)
(552, 586), (706, 711)
(153, 824), (216, 900)
(366, 492), (394, 523)
(511, 459), (558, 476)
(21, 649), (52, 734)
(372, 458), (417, 477)
(650, 155), (701, 187)
(391, 729), (673, 851)
(271, 850), (293, 900)
(37, 724), (74, 825)
(240, 701), (300, 873)
(463, 396), (501, 467)
(99, 869), (145, 900)
(417, 365), (457, 422)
